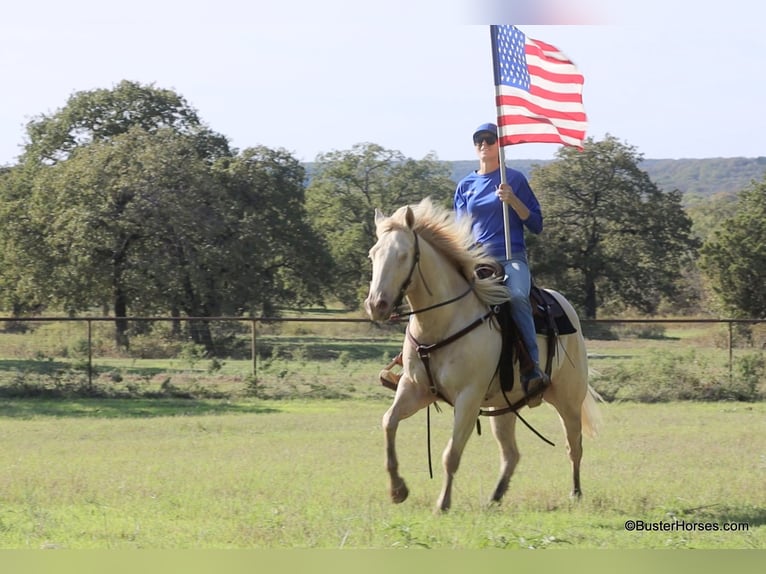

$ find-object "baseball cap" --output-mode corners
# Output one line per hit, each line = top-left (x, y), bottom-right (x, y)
(472, 122), (498, 141)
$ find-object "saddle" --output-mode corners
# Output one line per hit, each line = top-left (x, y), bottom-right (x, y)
(476, 263), (576, 393)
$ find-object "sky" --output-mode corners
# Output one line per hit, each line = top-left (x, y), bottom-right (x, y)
(2, 0), (765, 167)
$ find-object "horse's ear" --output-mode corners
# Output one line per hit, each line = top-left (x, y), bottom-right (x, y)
(374, 208), (387, 226)
(405, 206), (415, 229)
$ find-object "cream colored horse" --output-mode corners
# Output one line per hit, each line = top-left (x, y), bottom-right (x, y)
(364, 198), (602, 512)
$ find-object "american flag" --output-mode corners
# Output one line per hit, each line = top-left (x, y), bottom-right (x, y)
(491, 25), (587, 149)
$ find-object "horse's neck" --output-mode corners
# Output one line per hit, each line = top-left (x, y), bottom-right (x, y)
(406, 239), (482, 338)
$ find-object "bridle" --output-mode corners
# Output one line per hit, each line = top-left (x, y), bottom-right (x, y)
(389, 231), (475, 320)
(389, 231), (428, 316)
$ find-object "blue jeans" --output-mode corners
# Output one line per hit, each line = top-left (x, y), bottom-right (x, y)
(501, 259), (539, 366)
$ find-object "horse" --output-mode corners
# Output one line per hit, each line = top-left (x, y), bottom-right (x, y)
(364, 197), (602, 512)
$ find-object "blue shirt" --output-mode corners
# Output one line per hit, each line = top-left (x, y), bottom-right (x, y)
(453, 166), (543, 262)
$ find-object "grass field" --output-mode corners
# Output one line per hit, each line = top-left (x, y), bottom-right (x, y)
(0, 397), (763, 549)
(0, 316), (763, 551)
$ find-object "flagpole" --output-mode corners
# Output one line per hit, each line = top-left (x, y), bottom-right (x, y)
(490, 26), (513, 260)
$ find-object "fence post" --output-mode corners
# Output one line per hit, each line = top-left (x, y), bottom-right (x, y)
(87, 319), (93, 389)
(251, 319), (257, 379)
(728, 320), (733, 383)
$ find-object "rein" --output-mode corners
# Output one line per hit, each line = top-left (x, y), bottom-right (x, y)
(391, 283), (475, 320)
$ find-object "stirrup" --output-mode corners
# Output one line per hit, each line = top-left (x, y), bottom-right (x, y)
(521, 369), (550, 408)
(378, 352), (403, 392)
(379, 369), (401, 391)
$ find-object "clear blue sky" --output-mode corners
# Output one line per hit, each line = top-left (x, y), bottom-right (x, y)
(2, 0), (764, 166)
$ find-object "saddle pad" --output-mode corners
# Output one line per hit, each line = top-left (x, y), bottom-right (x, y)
(530, 286), (577, 336)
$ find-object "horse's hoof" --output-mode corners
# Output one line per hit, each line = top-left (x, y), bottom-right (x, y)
(391, 480), (409, 504)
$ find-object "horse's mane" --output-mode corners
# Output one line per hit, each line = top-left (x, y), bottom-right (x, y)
(385, 197), (510, 306)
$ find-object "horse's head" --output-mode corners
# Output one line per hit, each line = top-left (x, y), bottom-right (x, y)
(364, 205), (417, 321)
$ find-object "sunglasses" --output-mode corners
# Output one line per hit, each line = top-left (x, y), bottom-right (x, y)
(473, 134), (497, 146)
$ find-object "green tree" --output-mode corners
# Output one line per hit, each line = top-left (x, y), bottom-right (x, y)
(10, 128), (231, 347)
(685, 191), (740, 244)
(0, 166), (41, 315)
(699, 177), (766, 318)
(1, 129), (332, 351)
(211, 146), (333, 316)
(529, 135), (698, 319)
(21, 80), (228, 165)
(4, 80), (231, 347)
(0, 82), (333, 351)
(306, 143), (454, 308)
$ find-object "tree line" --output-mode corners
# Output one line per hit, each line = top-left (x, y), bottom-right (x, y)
(441, 157), (766, 200)
(0, 81), (764, 352)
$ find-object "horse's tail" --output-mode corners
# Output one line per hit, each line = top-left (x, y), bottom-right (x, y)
(581, 385), (604, 439)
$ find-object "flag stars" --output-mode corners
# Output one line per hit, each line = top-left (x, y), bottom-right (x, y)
(495, 25), (530, 90)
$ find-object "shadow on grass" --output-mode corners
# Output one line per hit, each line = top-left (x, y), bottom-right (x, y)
(0, 358), (196, 379)
(0, 358), (71, 375)
(259, 338), (403, 361)
(686, 504), (766, 528)
(0, 398), (281, 419)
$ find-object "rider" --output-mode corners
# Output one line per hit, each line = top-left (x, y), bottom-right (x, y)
(453, 122), (549, 399)
(379, 122), (549, 402)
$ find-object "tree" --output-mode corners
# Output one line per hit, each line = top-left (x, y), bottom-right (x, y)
(3, 81), (232, 346)
(529, 135), (698, 319)
(8, 128), (229, 347)
(211, 146), (333, 317)
(3, 129), (335, 350)
(685, 191), (740, 244)
(21, 80), (228, 166)
(0, 81), (334, 351)
(699, 177), (766, 318)
(305, 143), (455, 308)
(0, 166), (43, 315)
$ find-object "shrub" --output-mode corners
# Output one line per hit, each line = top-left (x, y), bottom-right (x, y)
(179, 342), (208, 368)
(582, 322), (619, 340)
(617, 324), (668, 340)
(592, 349), (764, 402)
(732, 353), (766, 400)
(127, 333), (183, 359)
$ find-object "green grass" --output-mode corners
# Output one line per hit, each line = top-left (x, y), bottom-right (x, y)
(0, 399), (763, 549)
(0, 315), (763, 550)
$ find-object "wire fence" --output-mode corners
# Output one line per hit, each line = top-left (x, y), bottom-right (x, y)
(0, 315), (764, 397)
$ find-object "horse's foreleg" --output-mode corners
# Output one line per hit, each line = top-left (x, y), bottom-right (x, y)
(382, 377), (433, 504)
(489, 413), (520, 504)
(436, 393), (482, 512)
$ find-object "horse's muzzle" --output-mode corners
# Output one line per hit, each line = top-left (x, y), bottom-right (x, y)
(364, 295), (391, 322)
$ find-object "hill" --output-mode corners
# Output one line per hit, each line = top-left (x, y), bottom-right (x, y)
(446, 157), (766, 198)
(305, 157), (766, 199)
(639, 157), (766, 197)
